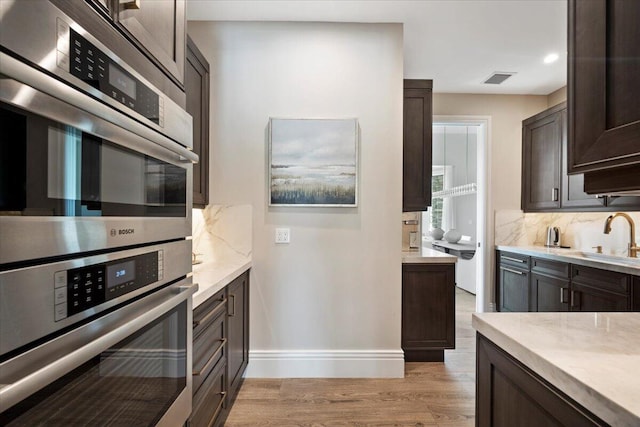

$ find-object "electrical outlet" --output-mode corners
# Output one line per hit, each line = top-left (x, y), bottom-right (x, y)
(275, 228), (290, 244)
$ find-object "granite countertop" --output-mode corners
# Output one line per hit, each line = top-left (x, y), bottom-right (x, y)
(402, 246), (457, 264)
(473, 312), (640, 426)
(496, 245), (640, 275)
(431, 240), (476, 252)
(190, 259), (252, 308)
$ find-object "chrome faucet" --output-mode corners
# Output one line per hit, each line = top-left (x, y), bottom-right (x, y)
(603, 213), (638, 258)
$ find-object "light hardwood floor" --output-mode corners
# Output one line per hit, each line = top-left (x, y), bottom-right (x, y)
(225, 288), (476, 426)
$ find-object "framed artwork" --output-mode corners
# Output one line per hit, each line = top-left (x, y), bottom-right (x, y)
(269, 118), (358, 207)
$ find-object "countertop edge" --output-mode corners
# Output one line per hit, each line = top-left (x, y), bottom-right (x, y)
(402, 247), (457, 264)
(496, 245), (639, 275)
(191, 260), (252, 308)
(472, 313), (637, 426)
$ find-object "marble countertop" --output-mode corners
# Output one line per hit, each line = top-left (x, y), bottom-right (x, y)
(190, 259), (252, 308)
(473, 312), (640, 426)
(497, 245), (640, 275)
(402, 246), (457, 264)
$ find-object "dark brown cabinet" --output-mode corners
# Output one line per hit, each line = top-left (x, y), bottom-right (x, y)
(227, 271), (250, 402)
(476, 334), (605, 427)
(497, 250), (637, 313)
(115, 0), (186, 87)
(532, 274), (569, 312)
(568, 0), (640, 192)
(403, 79), (433, 212)
(522, 103), (564, 211)
(496, 251), (531, 312)
(402, 263), (455, 362)
(186, 37), (210, 208)
(522, 103), (639, 211)
(570, 264), (631, 311)
(189, 270), (250, 427)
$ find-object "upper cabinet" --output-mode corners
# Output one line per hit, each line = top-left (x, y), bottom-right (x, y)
(115, 0), (186, 88)
(186, 36), (210, 209)
(522, 103), (564, 211)
(521, 103), (639, 212)
(403, 79), (433, 212)
(568, 0), (640, 192)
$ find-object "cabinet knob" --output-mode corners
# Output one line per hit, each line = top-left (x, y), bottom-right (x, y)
(120, 0), (141, 10)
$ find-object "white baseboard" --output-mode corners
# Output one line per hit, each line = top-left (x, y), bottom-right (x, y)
(244, 349), (405, 378)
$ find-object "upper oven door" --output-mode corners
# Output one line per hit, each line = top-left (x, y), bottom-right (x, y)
(0, 53), (196, 265)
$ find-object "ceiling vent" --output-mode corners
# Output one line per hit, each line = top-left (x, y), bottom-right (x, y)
(484, 72), (516, 85)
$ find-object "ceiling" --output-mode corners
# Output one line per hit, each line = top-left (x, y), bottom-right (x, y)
(187, 0), (567, 95)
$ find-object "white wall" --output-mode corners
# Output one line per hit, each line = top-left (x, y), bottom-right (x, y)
(188, 21), (404, 377)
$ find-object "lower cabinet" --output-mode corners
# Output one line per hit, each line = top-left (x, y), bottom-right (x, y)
(497, 251), (637, 313)
(476, 334), (605, 426)
(189, 270), (250, 427)
(531, 273), (569, 312)
(402, 263), (455, 362)
(498, 265), (530, 312)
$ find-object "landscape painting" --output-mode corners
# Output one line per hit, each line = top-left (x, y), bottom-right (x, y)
(269, 118), (358, 207)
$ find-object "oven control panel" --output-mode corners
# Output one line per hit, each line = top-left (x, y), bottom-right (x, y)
(56, 19), (163, 127)
(53, 251), (163, 321)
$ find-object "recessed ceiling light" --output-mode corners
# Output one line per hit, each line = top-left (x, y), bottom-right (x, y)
(544, 53), (559, 64)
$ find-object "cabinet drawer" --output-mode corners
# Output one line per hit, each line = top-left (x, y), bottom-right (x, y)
(193, 288), (227, 337)
(190, 360), (227, 427)
(499, 251), (530, 270)
(531, 257), (569, 279)
(193, 313), (226, 395)
(571, 265), (630, 295)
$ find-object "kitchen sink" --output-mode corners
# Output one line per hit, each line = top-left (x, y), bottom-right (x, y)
(568, 251), (640, 267)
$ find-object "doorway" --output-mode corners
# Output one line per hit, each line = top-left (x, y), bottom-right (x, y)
(423, 116), (491, 313)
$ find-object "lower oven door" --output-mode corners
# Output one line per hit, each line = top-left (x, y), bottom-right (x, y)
(0, 279), (197, 426)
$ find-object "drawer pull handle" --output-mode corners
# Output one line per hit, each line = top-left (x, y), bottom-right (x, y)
(207, 392), (227, 427)
(502, 256), (526, 264)
(500, 266), (525, 275)
(193, 338), (227, 376)
(560, 287), (569, 304)
(193, 297), (227, 328)
(229, 294), (236, 317)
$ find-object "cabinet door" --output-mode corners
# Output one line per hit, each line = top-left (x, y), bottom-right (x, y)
(477, 334), (605, 427)
(116, 0), (186, 86)
(227, 272), (249, 400)
(402, 264), (455, 353)
(531, 273), (569, 312)
(522, 106), (562, 211)
(570, 284), (630, 312)
(403, 80), (433, 212)
(186, 37), (210, 208)
(498, 266), (530, 312)
(605, 195), (640, 211)
(568, 0), (640, 174)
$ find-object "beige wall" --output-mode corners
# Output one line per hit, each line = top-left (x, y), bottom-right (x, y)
(547, 86), (567, 107)
(433, 93), (548, 212)
(188, 21), (404, 377)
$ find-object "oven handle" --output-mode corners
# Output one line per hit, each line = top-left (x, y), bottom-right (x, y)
(0, 282), (198, 412)
(0, 52), (199, 164)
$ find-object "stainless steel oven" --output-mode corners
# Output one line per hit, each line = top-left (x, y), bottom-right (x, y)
(0, 0), (196, 266)
(1, 1), (197, 424)
(0, 241), (196, 426)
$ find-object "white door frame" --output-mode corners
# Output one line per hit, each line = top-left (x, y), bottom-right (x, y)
(433, 115), (493, 313)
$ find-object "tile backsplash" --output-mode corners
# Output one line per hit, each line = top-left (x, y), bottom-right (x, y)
(495, 210), (640, 257)
(192, 204), (252, 264)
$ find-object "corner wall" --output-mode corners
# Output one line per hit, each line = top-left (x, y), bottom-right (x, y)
(188, 21), (404, 377)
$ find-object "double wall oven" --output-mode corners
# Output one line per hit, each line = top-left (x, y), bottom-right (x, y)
(0, 1), (197, 425)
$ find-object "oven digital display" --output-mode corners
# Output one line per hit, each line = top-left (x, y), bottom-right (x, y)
(106, 260), (135, 288)
(109, 64), (136, 100)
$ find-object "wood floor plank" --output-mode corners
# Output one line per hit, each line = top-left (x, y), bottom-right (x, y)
(225, 288), (477, 425)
